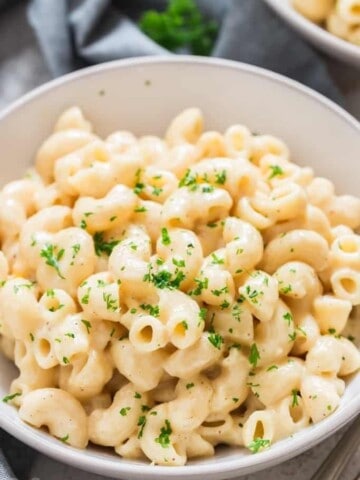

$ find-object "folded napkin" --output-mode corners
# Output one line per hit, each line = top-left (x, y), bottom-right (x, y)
(0, 0), (343, 478)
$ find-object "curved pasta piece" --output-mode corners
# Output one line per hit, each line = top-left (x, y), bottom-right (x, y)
(19, 388), (88, 448)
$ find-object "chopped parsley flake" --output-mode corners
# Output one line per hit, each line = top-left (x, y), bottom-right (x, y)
(268, 165), (284, 180)
(248, 438), (271, 454)
(40, 244), (65, 279)
(2, 392), (21, 403)
(179, 169), (197, 188)
(81, 287), (91, 305)
(155, 419), (172, 448)
(103, 292), (118, 312)
(140, 303), (160, 317)
(288, 331), (297, 342)
(143, 266), (185, 290)
(161, 228), (171, 245)
(181, 320), (188, 330)
(172, 258), (185, 268)
(119, 407), (131, 416)
(134, 206), (147, 213)
(137, 415), (146, 438)
(283, 312), (293, 326)
(189, 277), (208, 296)
(291, 389), (300, 407)
(81, 319), (92, 333)
(280, 284), (292, 295)
(186, 383), (195, 389)
(215, 170), (226, 185)
(93, 232), (120, 257)
(266, 365), (278, 372)
(199, 307), (207, 322)
(211, 286), (229, 297)
(59, 434), (69, 444)
(208, 332), (224, 350)
(248, 343), (260, 368)
(220, 300), (230, 310)
(211, 253), (224, 265)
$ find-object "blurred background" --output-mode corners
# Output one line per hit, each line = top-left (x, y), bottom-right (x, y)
(0, 0), (359, 118)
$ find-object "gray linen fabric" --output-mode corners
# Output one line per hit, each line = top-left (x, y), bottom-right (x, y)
(0, 1), (345, 478)
(27, 0), (342, 102)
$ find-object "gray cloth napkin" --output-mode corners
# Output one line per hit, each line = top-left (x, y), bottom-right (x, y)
(0, 1), (344, 479)
(27, 0), (342, 102)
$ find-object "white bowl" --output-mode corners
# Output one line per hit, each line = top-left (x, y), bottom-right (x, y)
(264, 0), (360, 67)
(0, 56), (359, 480)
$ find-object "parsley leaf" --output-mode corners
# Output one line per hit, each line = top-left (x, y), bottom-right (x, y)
(248, 438), (271, 454)
(155, 419), (172, 448)
(248, 343), (260, 368)
(93, 232), (120, 257)
(40, 244), (65, 279)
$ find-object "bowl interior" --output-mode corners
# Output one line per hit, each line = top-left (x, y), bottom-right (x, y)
(0, 57), (359, 480)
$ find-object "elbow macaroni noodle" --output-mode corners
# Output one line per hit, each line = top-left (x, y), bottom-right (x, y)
(292, 0), (360, 46)
(0, 107), (359, 465)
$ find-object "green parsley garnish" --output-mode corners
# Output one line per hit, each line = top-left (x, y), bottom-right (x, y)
(134, 206), (147, 213)
(161, 228), (171, 246)
(103, 292), (118, 312)
(81, 319), (92, 333)
(186, 382), (195, 389)
(119, 407), (131, 416)
(283, 312), (293, 326)
(40, 244), (65, 279)
(291, 389), (300, 407)
(211, 253), (224, 265)
(155, 419), (172, 448)
(139, 0), (218, 56)
(198, 307), (207, 322)
(215, 170), (226, 185)
(280, 284), (292, 294)
(143, 267), (185, 290)
(178, 169), (197, 188)
(93, 232), (120, 257)
(140, 303), (160, 317)
(248, 438), (271, 454)
(137, 415), (147, 438)
(172, 258), (185, 267)
(268, 165), (284, 180)
(208, 332), (224, 350)
(248, 343), (260, 368)
(59, 434), (69, 444)
(2, 392), (21, 403)
(189, 277), (208, 296)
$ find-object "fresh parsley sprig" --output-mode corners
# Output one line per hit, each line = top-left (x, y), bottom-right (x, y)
(139, 0), (218, 56)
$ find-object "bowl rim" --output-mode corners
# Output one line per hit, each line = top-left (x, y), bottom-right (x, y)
(0, 55), (359, 478)
(264, 0), (360, 65)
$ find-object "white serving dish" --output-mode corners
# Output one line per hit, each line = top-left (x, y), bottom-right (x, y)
(0, 56), (359, 480)
(264, 0), (360, 67)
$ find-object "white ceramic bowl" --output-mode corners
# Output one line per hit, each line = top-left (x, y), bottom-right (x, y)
(264, 0), (360, 67)
(0, 56), (359, 480)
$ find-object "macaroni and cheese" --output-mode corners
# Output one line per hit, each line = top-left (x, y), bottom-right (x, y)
(293, 0), (360, 45)
(0, 107), (359, 465)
